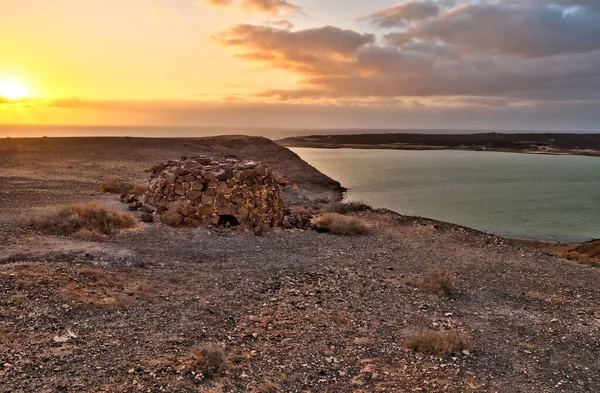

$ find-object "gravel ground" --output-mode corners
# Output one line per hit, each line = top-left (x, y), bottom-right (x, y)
(0, 137), (599, 392)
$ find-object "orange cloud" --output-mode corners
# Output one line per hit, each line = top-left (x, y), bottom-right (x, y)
(203, 0), (300, 14)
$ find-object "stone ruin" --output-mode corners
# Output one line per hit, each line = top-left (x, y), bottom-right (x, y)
(144, 156), (284, 228)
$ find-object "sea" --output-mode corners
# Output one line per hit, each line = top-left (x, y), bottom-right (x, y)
(292, 148), (600, 242)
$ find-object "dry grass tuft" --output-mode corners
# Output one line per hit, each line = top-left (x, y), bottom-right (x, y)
(254, 383), (280, 393)
(159, 200), (197, 227)
(405, 330), (472, 357)
(313, 213), (368, 236)
(326, 201), (372, 214)
(418, 269), (456, 295)
(34, 204), (136, 236)
(73, 229), (108, 242)
(131, 183), (148, 196)
(561, 251), (600, 267)
(101, 178), (134, 194)
(192, 345), (228, 379)
(290, 206), (317, 216)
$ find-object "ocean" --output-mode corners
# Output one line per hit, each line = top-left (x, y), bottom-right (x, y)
(292, 148), (600, 242)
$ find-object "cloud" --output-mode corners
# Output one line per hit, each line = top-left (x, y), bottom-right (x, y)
(203, 0), (300, 14)
(361, 1), (441, 28)
(385, 2), (600, 58)
(214, 24), (375, 75)
(209, 0), (600, 108)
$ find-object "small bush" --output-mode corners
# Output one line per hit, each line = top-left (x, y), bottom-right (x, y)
(562, 251), (581, 261)
(405, 330), (472, 357)
(130, 183), (148, 196)
(419, 269), (456, 295)
(290, 206), (317, 216)
(579, 257), (600, 268)
(326, 201), (372, 214)
(192, 345), (227, 380)
(313, 213), (368, 236)
(101, 178), (134, 194)
(254, 383), (279, 393)
(34, 204), (136, 236)
(159, 200), (196, 227)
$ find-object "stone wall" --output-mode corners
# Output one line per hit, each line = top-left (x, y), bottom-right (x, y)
(144, 156), (284, 227)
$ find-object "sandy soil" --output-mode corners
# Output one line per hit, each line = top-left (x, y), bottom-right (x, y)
(0, 137), (599, 393)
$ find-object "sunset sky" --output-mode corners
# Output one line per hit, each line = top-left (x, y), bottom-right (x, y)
(1, 0), (600, 130)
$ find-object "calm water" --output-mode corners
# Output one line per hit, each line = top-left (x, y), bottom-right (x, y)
(292, 148), (600, 242)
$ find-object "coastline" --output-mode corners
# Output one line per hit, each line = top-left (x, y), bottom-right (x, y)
(280, 142), (600, 158)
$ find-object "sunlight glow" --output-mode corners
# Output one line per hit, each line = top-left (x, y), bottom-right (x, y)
(0, 78), (33, 100)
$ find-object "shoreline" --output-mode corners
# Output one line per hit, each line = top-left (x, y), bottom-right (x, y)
(282, 142), (600, 159)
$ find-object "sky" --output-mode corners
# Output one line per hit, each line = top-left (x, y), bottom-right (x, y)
(1, 0), (600, 131)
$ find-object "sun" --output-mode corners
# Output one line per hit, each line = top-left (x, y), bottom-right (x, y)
(0, 78), (33, 100)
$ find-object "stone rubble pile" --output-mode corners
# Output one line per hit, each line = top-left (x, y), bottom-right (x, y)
(144, 156), (284, 227)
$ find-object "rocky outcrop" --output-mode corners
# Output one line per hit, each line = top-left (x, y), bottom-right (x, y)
(144, 156), (284, 227)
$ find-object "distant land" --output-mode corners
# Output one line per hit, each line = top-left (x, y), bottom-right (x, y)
(279, 132), (600, 157)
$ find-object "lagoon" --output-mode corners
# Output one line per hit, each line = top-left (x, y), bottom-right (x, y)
(292, 148), (600, 242)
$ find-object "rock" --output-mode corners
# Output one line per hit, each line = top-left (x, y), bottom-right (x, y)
(462, 350), (471, 356)
(217, 183), (231, 195)
(201, 195), (214, 205)
(187, 190), (202, 201)
(141, 213), (154, 223)
(140, 205), (155, 214)
(174, 184), (185, 196)
(216, 168), (234, 181)
(129, 202), (143, 211)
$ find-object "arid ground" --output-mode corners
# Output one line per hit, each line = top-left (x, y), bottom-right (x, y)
(0, 137), (599, 393)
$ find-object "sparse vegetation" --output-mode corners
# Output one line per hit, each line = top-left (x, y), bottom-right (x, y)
(579, 257), (600, 268)
(192, 345), (227, 379)
(159, 200), (196, 227)
(34, 204), (136, 236)
(290, 206), (317, 216)
(254, 383), (280, 393)
(418, 269), (456, 295)
(561, 250), (600, 267)
(405, 330), (472, 357)
(101, 178), (147, 195)
(326, 201), (372, 214)
(313, 213), (368, 236)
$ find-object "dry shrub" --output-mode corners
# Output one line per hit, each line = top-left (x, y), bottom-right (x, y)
(562, 251), (581, 261)
(159, 200), (196, 227)
(101, 178), (134, 194)
(561, 251), (599, 267)
(313, 213), (368, 236)
(192, 345), (227, 379)
(254, 383), (279, 393)
(418, 269), (456, 295)
(326, 201), (372, 214)
(74, 229), (108, 242)
(131, 183), (148, 196)
(579, 257), (600, 268)
(34, 204), (136, 236)
(405, 330), (472, 357)
(290, 206), (317, 216)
